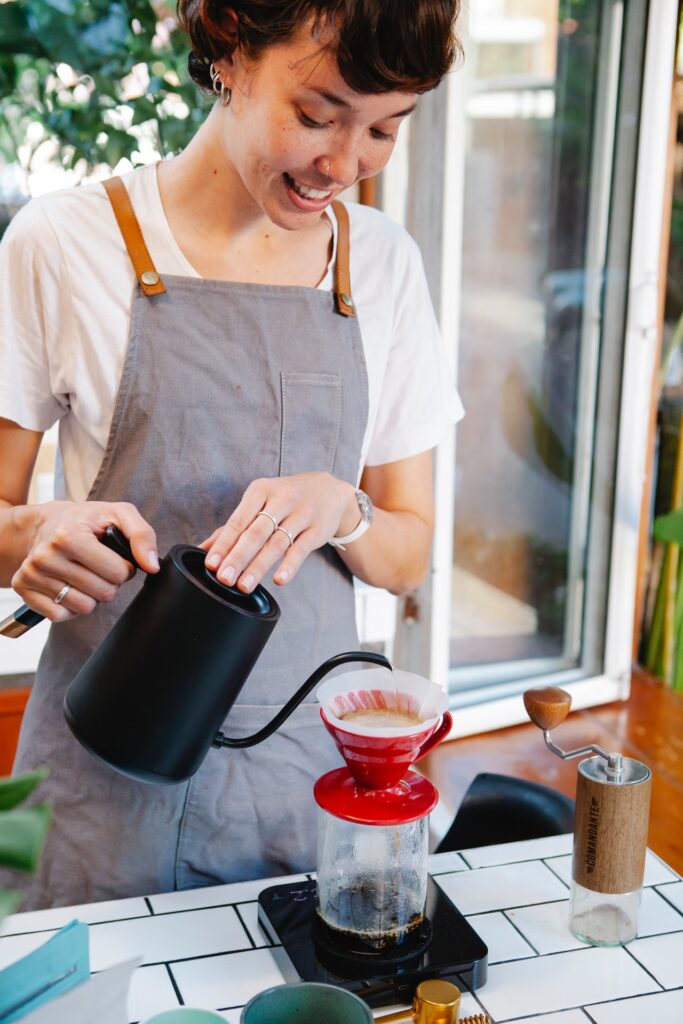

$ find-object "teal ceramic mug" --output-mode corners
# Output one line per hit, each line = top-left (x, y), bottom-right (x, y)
(240, 982), (373, 1023)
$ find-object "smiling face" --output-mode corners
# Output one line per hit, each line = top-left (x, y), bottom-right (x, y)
(214, 24), (416, 229)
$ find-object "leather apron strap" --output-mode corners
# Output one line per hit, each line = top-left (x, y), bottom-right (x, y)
(103, 177), (355, 316)
(102, 177), (166, 297)
(331, 199), (356, 318)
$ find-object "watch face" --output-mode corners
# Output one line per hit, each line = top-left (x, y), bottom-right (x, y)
(357, 489), (374, 525)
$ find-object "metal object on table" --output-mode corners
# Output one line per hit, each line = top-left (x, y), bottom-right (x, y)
(375, 980), (490, 1024)
(375, 979), (459, 1023)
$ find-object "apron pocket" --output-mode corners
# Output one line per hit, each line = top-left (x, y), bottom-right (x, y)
(280, 372), (342, 476)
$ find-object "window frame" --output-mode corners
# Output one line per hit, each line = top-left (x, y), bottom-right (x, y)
(390, 0), (678, 736)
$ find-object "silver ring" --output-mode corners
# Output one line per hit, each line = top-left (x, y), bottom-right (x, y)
(256, 510), (279, 531)
(53, 584), (71, 606)
(275, 525), (294, 548)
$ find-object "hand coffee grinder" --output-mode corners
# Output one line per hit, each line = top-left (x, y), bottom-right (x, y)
(258, 667), (489, 1009)
(524, 686), (652, 946)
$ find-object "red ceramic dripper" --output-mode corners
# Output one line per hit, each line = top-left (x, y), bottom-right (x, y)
(317, 668), (453, 789)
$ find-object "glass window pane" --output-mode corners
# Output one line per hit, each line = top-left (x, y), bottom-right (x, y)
(451, 1), (621, 684)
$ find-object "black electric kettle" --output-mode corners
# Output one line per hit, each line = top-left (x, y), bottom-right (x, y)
(1, 526), (390, 785)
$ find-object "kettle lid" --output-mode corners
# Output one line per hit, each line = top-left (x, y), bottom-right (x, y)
(170, 545), (280, 619)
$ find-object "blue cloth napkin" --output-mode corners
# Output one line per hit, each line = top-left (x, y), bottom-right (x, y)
(0, 919), (89, 1022)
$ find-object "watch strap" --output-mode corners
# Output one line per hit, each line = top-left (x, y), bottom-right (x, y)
(328, 516), (371, 551)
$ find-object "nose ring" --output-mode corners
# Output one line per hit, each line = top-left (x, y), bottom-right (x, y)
(325, 160), (331, 177)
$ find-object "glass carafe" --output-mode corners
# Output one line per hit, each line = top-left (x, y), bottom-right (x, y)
(313, 767), (435, 956)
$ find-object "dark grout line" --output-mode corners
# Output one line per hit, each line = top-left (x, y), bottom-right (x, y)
(612, 940), (667, 992)
(654, 883), (683, 914)
(501, 909), (539, 956)
(164, 962), (185, 1005)
(233, 905), (257, 950)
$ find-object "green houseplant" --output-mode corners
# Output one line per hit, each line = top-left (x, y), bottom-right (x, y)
(0, 769), (51, 921)
(0, 0), (209, 199)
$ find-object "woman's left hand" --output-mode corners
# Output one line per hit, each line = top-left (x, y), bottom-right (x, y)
(199, 472), (357, 591)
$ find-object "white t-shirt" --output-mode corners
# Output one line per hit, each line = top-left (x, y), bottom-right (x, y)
(0, 164), (462, 502)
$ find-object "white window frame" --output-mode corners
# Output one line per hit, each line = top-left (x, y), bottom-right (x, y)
(391, 0), (678, 736)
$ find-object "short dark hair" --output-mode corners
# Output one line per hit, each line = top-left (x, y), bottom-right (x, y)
(177, 0), (461, 95)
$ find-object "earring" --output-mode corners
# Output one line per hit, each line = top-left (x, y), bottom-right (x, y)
(209, 62), (232, 107)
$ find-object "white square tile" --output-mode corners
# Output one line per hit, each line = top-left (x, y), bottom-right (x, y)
(89, 906), (250, 970)
(428, 851), (469, 874)
(465, 911), (535, 963)
(545, 855), (572, 886)
(0, 929), (57, 970)
(636, 887), (683, 937)
(544, 851), (678, 890)
(645, 851), (680, 883)
(435, 860), (567, 915)
(656, 881), (683, 915)
(507, 891), (680, 953)
(506, 1013), (588, 1024)
(0, 896), (150, 936)
(628, 930), (683, 988)
(461, 834), (573, 868)
(643, 852), (680, 886)
(478, 946), (658, 1019)
(506, 900), (584, 954)
(235, 902), (274, 949)
(127, 963), (180, 1022)
(148, 875), (307, 914)
(455, 991), (482, 1018)
(171, 947), (285, 1009)
(586, 989), (683, 1024)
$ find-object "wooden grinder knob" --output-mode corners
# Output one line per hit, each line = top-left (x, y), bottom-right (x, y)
(523, 686), (572, 731)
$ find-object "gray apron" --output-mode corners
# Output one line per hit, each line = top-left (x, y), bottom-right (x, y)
(10, 179), (368, 909)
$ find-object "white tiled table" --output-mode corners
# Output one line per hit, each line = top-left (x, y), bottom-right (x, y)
(1, 835), (682, 1023)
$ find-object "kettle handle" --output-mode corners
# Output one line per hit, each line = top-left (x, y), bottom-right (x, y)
(0, 525), (139, 638)
(99, 524), (140, 569)
(212, 651), (392, 749)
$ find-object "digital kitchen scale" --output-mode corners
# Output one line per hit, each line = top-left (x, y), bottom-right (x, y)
(257, 875), (488, 1009)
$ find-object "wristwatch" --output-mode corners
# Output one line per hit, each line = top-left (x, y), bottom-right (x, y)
(329, 489), (374, 550)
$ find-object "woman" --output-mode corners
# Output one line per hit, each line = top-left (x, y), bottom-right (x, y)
(0, 0), (463, 909)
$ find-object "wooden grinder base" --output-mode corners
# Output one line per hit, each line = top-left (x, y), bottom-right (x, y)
(573, 760), (652, 894)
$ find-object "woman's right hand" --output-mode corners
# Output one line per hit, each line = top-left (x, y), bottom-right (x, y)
(11, 500), (159, 622)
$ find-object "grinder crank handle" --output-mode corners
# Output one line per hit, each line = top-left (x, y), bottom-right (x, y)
(523, 685), (622, 773)
(0, 525), (139, 638)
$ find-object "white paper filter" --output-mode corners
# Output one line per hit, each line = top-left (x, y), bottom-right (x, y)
(316, 667), (447, 737)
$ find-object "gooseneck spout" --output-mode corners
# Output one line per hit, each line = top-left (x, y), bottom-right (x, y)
(212, 651), (392, 749)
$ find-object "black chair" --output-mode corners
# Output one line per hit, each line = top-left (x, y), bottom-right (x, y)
(435, 771), (575, 853)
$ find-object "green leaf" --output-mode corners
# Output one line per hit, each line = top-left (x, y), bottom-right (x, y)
(0, 5), (47, 58)
(0, 887), (23, 922)
(80, 6), (130, 56)
(0, 770), (48, 811)
(130, 96), (157, 125)
(653, 509), (683, 546)
(0, 805), (51, 871)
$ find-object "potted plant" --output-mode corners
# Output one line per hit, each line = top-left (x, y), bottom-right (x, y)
(0, 769), (51, 922)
